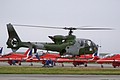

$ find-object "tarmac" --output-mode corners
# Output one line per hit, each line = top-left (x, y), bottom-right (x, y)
(0, 74), (120, 80)
(0, 62), (120, 80)
(0, 61), (118, 68)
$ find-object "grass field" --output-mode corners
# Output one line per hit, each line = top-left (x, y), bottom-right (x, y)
(0, 66), (120, 75)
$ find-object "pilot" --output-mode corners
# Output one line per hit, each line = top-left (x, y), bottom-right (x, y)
(49, 59), (54, 67)
(44, 59), (50, 67)
(44, 58), (54, 67)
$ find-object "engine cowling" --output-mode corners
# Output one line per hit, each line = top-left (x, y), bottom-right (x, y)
(48, 35), (66, 44)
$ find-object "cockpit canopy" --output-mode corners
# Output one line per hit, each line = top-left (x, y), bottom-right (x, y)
(103, 53), (119, 58)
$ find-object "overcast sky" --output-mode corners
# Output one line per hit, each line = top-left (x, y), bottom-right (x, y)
(0, 0), (120, 53)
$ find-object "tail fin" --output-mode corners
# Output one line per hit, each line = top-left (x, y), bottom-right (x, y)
(92, 51), (100, 60)
(92, 51), (99, 57)
(35, 53), (40, 60)
(24, 49), (32, 59)
(6, 23), (21, 52)
(28, 49), (32, 57)
(0, 47), (3, 55)
(24, 49), (30, 56)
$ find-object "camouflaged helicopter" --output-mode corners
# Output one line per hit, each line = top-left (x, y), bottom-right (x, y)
(6, 23), (112, 56)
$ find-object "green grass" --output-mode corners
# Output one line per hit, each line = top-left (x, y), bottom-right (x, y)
(0, 66), (120, 75)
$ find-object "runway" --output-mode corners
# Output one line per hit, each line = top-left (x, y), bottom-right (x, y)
(0, 62), (120, 80)
(0, 74), (120, 80)
(0, 62), (119, 68)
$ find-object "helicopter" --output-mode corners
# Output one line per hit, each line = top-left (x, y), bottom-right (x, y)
(6, 23), (112, 56)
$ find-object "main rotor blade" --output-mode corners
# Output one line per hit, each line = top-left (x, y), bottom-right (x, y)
(76, 27), (113, 30)
(13, 24), (64, 29)
(13, 24), (113, 30)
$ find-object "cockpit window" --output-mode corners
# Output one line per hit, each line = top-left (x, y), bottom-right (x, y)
(79, 40), (84, 46)
(103, 53), (118, 58)
(87, 40), (92, 46)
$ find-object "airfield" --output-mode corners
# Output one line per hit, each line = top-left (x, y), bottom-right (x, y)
(0, 61), (118, 68)
(0, 74), (120, 80)
(0, 62), (120, 80)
